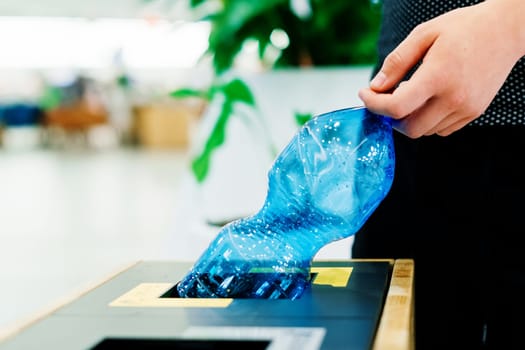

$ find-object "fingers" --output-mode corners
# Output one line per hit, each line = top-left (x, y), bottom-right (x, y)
(392, 97), (453, 138)
(363, 78), (475, 138)
(370, 24), (438, 92)
(426, 116), (472, 136)
(359, 66), (436, 121)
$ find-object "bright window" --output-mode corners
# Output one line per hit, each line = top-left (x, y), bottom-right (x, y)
(0, 17), (210, 69)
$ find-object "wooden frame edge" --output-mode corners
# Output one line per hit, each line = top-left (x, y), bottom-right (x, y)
(373, 258), (415, 350)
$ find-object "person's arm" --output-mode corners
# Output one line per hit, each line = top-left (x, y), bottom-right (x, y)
(359, 0), (525, 138)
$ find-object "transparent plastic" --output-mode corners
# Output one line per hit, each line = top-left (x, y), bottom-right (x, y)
(176, 106), (395, 299)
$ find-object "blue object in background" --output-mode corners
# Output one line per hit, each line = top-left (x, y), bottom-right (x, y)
(176, 106), (396, 300)
(0, 103), (43, 127)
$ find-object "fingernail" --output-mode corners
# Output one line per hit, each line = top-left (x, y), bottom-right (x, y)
(370, 71), (386, 89)
(358, 88), (366, 100)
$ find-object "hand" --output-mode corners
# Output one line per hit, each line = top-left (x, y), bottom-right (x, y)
(359, 0), (525, 138)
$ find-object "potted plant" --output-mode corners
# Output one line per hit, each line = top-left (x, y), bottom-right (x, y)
(171, 0), (382, 223)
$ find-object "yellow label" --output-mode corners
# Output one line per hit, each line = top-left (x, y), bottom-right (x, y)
(109, 283), (232, 308)
(311, 267), (353, 287)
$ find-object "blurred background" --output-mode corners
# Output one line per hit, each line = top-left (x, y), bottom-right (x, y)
(0, 0), (382, 341)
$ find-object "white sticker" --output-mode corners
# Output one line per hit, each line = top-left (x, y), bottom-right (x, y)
(182, 326), (326, 350)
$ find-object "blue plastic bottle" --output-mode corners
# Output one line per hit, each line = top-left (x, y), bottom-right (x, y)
(176, 106), (395, 299)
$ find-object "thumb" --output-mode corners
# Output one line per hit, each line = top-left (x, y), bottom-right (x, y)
(370, 25), (437, 92)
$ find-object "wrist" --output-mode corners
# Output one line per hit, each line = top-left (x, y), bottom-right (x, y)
(485, 0), (525, 58)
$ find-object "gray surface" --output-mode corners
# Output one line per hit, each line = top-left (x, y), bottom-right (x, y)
(0, 260), (391, 350)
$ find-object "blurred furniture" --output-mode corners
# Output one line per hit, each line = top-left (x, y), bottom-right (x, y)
(133, 99), (204, 149)
(0, 103), (44, 150)
(43, 101), (110, 148)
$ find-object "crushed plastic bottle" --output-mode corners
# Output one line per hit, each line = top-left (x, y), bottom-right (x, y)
(176, 106), (395, 299)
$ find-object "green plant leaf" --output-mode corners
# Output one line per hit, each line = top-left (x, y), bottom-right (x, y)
(190, 78), (258, 182)
(294, 112), (313, 126)
(211, 0), (287, 37)
(170, 88), (210, 100)
(191, 101), (233, 182)
(190, 0), (207, 7)
(206, 0), (288, 73)
(221, 78), (255, 105)
(164, 0), (382, 71)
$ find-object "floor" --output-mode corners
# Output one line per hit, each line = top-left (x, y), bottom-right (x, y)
(0, 145), (353, 341)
